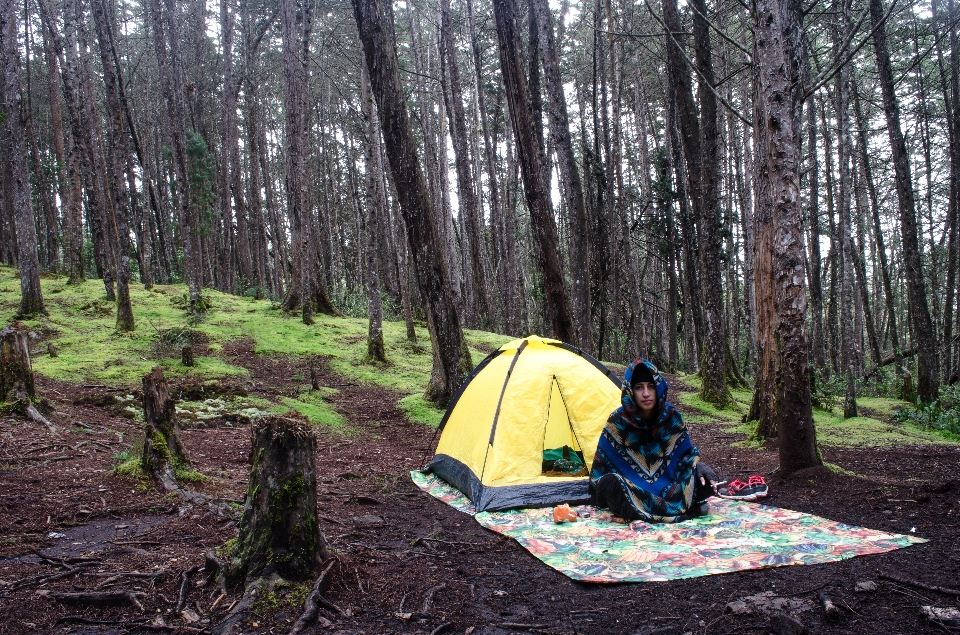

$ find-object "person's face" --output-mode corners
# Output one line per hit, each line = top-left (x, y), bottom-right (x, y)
(632, 381), (657, 419)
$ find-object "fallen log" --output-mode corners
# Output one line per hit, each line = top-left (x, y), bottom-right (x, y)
(863, 346), (917, 379)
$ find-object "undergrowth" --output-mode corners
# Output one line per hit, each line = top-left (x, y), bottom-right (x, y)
(893, 383), (960, 439)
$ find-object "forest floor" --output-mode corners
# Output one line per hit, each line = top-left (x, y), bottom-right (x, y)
(1, 271), (959, 635)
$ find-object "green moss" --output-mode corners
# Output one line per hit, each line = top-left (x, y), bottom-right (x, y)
(824, 462), (863, 478)
(250, 580), (312, 613)
(0, 266), (511, 396)
(812, 408), (960, 448)
(174, 468), (208, 483)
(675, 373), (751, 424)
(114, 456), (145, 479)
(277, 395), (347, 430)
(398, 393), (445, 427)
(218, 537), (237, 557)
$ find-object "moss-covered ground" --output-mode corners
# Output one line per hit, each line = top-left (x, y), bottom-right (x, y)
(673, 373), (959, 448)
(0, 267), (512, 430)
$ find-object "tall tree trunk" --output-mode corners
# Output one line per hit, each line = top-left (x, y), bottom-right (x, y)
(91, 0), (135, 332)
(280, 0), (312, 323)
(531, 0), (591, 352)
(689, 0), (732, 407)
(834, 0), (857, 417)
(1, 0), (46, 316)
(754, 0), (820, 473)
(806, 98), (826, 371)
(353, 0), (472, 406)
(42, 24), (82, 284)
(362, 66), (386, 363)
(440, 0), (492, 330)
(869, 0), (939, 401)
(149, 0), (202, 309)
(22, 14), (58, 274)
(217, 0), (238, 294)
(492, 0), (576, 344)
(666, 91), (704, 370)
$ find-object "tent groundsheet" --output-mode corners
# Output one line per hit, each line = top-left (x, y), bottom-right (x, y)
(411, 470), (927, 583)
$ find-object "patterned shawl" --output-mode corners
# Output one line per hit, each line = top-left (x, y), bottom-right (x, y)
(590, 358), (701, 523)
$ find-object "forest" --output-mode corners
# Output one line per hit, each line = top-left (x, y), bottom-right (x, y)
(1, 0), (960, 631)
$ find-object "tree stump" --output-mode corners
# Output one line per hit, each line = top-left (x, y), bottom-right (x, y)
(229, 416), (327, 585)
(181, 345), (195, 367)
(0, 325), (35, 401)
(141, 367), (190, 478)
(901, 370), (913, 401)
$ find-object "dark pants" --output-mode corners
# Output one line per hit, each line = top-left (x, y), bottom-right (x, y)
(591, 466), (715, 522)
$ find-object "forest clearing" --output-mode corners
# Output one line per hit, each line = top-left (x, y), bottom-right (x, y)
(0, 274), (957, 634)
(4, 0), (960, 630)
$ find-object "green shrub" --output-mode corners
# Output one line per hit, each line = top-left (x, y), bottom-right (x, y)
(893, 383), (960, 437)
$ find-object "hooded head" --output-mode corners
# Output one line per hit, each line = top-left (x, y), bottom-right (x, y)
(621, 358), (668, 424)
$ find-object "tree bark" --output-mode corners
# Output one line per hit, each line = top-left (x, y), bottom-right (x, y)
(353, 0), (472, 406)
(440, 0), (492, 330)
(492, 0), (576, 344)
(362, 66), (386, 363)
(806, 98), (826, 371)
(91, 0), (135, 332)
(869, 0), (939, 402)
(149, 0), (203, 310)
(754, 0), (820, 474)
(42, 23), (83, 284)
(217, 0), (238, 294)
(834, 0), (857, 417)
(140, 367), (190, 478)
(531, 0), (591, 351)
(0, 325), (35, 401)
(1, 0), (46, 316)
(229, 416), (327, 585)
(689, 0), (732, 408)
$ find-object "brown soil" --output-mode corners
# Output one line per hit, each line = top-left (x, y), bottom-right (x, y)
(1, 346), (958, 635)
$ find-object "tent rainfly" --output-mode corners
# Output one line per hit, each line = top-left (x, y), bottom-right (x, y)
(425, 336), (622, 512)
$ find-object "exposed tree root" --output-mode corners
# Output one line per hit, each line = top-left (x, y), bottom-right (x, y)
(289, 558), (340, 634)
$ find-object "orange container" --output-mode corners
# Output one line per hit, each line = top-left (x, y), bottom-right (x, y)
(552, 504), (578, 524)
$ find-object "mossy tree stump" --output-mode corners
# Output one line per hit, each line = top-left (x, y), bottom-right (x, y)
(229, 416), (327, 585)
(0, 325), (35, 401)
(141, 366), (190, 478)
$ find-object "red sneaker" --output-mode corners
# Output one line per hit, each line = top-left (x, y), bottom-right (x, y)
(718, 475), (769, 501)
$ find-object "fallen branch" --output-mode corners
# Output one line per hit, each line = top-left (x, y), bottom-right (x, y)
(429, 624), (452, 635)
(863, 346), (918, 379)
(38, 589), (147, 611)
(9, 560), (96, 589)
(289, 558), (338, 635)
(879, 573), (960, 597)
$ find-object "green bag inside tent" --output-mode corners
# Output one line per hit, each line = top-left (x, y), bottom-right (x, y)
(542, 446), (586, 476)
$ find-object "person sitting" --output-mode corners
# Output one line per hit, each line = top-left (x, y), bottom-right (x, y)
(590, 358), (719, 523)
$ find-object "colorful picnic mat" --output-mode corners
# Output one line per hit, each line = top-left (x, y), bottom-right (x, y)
(410, 470), (927, 583)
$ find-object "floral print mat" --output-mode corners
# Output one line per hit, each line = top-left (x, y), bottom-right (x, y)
(410, 471), (927, 583)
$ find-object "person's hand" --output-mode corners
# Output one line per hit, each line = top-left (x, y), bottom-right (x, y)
(696, 463), (723, 493)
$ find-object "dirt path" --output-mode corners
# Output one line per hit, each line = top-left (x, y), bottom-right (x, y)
(1, 350), (958, 635)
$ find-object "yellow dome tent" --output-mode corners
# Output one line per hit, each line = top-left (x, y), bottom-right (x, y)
(426, 336), (622, 511)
